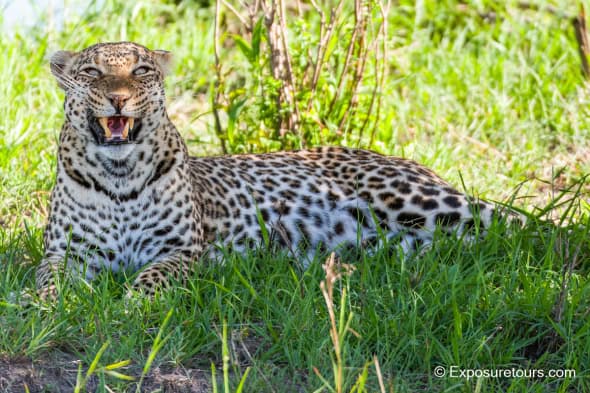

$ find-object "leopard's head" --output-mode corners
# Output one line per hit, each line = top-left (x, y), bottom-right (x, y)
(50, 42), (172, 147)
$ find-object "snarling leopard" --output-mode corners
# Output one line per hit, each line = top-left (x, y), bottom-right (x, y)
(36, 41), (523, 299)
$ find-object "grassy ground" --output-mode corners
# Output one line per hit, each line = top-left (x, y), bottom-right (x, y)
(0, 0), (589, 391)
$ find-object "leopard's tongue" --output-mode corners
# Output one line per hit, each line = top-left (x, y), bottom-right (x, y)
(98, 117), (134, 140)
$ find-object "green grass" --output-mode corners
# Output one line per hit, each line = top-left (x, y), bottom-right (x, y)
(1, 0), (589, 391)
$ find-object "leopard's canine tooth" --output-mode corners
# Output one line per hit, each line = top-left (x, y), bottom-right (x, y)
(122, 119), (130, 139)
(128, 117), (135, 131)
(98, 117), (111, 138)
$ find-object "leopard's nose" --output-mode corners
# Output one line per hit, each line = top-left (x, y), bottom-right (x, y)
(106, 92), (130, 112)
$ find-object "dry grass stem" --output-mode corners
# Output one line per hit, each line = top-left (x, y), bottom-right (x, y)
(327, 1), (360, 115)
(320, 252), (356, 393)
(573, 4), (590, 79)
(262, 0), (301, 137)
(220, 0), (250, 29)
(306, 0), (344, 113)
(276, 0), (301, 136)
(213, 0), (228, 154)
(373, 355), (386, 393)
(338, 0), (370, 134)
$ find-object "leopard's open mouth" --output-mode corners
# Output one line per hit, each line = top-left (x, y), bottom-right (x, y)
(89, 115), (142, 145)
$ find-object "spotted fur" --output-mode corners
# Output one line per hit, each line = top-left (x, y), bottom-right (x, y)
(37, 42), (523, 299)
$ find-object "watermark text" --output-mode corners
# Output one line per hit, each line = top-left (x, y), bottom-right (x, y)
(433, 365), (576, 380)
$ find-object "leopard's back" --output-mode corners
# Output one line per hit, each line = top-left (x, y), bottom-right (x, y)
(189, 147), (514, 263)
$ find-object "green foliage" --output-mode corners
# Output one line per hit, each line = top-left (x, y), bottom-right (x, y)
(213, 2), (391, 151)
(0, 0), (589, 392)
(74, 341), (134, 393)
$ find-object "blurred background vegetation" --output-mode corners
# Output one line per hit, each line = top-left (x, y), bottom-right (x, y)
(0, 1), (589, 391)
(1, 0), (589, 233)
(1, 0), (589, 230)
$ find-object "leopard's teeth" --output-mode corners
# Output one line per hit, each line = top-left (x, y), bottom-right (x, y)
(122, 119), (130, 139)
(128, 118), (135, 131)
(98, 117), (111, 138)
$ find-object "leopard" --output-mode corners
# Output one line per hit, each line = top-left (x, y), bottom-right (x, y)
(35, 41), (524, 300)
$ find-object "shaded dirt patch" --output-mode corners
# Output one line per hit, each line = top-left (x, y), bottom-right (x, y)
(0, 353), (211, 393)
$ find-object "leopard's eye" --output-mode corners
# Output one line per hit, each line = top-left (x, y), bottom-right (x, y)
(133, 66), (152, 76)
(81, 67), (102, 77)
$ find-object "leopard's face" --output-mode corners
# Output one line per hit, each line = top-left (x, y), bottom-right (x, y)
(50, 42), (172, 151)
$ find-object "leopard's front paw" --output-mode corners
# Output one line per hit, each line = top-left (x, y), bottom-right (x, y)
(15, 285), (58, 308)
(37, 284), (58, 302)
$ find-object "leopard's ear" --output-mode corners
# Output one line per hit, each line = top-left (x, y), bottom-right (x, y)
(152, 50), (173, 76)
(50, 50), (77, 91)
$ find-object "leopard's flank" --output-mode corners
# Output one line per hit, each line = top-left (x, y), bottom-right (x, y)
(36, 42), (523, 299)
